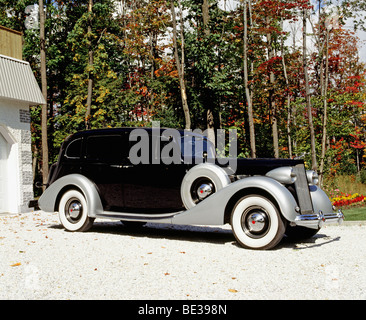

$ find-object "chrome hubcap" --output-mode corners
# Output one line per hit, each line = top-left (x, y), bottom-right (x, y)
(65, 198), (83, 223)
(241, 206), (270, 238)
(197, 183), (213, 200)
(190, 178), (216, 204)
(69, 202), (82, 219)
(246, 212), (267, 233)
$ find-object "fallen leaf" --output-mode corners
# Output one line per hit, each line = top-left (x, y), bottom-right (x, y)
(228, 289), (238, 293)
(10, 262), (21, 267)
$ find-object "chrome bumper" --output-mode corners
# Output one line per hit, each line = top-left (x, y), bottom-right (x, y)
(294, 210), (344, 229)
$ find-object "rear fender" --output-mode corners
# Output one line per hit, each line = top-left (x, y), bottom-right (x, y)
(38, 174), (103, 218)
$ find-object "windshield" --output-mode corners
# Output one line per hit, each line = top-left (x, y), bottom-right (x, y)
(180, 135), (215, 159)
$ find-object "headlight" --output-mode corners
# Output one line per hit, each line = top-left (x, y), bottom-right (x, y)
(306, 170), (319, 185)
(266, 167), (297, 184)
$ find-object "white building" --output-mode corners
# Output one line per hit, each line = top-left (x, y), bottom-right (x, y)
(0, 54), (45, 214)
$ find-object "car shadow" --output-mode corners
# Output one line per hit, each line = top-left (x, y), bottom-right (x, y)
(82, 221), (236, 245)
(277, 233), (341, 250)
(48, 221), (341, 249)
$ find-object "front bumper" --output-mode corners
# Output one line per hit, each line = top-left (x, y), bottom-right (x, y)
(294, 210), (344, 229)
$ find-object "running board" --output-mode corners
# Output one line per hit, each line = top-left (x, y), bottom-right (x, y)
(95, 210), (182, 222)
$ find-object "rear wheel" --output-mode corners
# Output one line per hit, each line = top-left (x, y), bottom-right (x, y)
(58, 190), (94, 232)
(231, 195), (285, 250)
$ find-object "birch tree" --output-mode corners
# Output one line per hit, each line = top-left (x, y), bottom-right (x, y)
(39, 0), (48, 189)
(171, 0), (191, 130)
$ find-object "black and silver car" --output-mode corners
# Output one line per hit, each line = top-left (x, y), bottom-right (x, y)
(33, 127), (344, 250)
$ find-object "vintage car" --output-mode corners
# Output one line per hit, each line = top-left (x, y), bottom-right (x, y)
(32, 127), (344, 250)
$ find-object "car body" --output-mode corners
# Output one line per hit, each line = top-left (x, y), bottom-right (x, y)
(33, 127), (344, 249)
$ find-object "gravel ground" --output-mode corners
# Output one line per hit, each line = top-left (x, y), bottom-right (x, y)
(0, 210), (365, 300)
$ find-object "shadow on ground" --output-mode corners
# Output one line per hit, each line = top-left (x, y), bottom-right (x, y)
(49, 220), (341, 250)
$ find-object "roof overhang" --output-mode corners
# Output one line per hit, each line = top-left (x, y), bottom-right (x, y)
(0, 54), (46, 106)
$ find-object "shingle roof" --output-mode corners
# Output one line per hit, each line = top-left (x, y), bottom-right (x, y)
(0, 54), (45, 105)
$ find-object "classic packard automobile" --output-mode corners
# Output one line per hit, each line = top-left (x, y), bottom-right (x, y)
(33, 127), (344, 250)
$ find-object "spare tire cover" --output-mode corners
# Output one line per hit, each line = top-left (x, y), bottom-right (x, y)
(181, 163), (231, 209)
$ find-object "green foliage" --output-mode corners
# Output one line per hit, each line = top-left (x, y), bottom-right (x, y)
(361, 168), (366, 184)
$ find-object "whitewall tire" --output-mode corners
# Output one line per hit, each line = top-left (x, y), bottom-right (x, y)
(231, 195), (285, 250)
(58, 189), (94, 232)
(181, 163), (230, 209)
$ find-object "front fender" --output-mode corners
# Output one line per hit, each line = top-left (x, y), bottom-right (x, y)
(309, 184), (333, 214)
(226, 176), (299, 222)
(38, 174), (103, 218)
(172, 176), (299, 225)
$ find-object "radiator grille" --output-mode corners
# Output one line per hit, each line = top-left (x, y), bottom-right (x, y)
(293, 164), (314, 214)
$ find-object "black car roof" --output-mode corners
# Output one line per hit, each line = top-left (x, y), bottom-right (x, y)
(65, 127), (208, 142)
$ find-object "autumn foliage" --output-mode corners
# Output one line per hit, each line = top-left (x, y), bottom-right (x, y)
(0, 0), (365, 189)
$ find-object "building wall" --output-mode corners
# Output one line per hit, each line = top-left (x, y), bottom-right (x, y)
(0, 98), (33, 213)
(0, 26), (23, 60)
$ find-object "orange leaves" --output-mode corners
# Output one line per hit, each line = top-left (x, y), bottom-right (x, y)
(10, 262), (21, 267)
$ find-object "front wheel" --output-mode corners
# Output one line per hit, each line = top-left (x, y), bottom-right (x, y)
(231, 195), (285, 250)
(58, 189), (94, 232)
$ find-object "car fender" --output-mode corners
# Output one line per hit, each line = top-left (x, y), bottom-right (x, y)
(309, 184), (333, 214)
(38, 174), (103, 218)
(172, 176), (299, 225)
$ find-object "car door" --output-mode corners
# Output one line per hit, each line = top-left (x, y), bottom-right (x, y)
(81, 132), (130, 211)
(122, 130), (187, 213)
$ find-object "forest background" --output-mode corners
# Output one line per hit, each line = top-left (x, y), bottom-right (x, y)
(0, 0), (365, 205)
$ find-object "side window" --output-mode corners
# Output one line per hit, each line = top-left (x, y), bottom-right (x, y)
(65, 138), (82, 159)
(86, 135), (126, 163)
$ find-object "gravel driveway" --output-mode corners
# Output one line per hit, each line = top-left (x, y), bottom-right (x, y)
(0, 210), (365, 300)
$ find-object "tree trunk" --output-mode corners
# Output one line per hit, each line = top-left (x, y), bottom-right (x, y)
(319, 29), (329, 185)
(243, 0), (256, 157)
(266, 19), (279, 158)
(39, 0), (48, 191)
(202, 0), (210, 36)
(281, 17), (292, 158)
(202, 0), (215, 145)
(85, 0), (93, 130)
(171, 0), (191, 130)
(303, 9), (317, 171)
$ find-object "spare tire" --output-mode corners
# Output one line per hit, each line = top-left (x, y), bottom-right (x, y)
(181, 163), (230, 209)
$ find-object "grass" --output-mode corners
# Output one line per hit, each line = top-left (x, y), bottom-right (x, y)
(323, 174), (366, 197)
(342, 206), (366, 221)
(323, 174), (366, 221)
